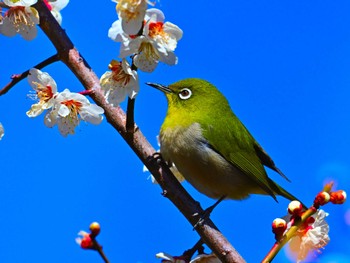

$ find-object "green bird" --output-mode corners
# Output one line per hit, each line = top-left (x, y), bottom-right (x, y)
(147, 78), (301, 203)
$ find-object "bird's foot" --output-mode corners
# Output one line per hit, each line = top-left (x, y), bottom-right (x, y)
(192, 195), (226, 229)
(148, 152), (174, 168)
(146, 152), (164, 168)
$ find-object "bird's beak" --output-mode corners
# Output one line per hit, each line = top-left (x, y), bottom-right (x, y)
(146, 82), (173, 93)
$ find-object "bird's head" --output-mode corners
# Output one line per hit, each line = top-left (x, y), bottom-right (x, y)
(147, 78), (228, 113)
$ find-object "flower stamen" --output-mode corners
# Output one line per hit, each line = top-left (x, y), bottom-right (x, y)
(6, 6), (36, 31)
(61, 99), (83, 120)
(139, 41), (159, 60)
(31, 82), (54, 102)
(109, 60), (131, 86)
(148, 21), (167, 39)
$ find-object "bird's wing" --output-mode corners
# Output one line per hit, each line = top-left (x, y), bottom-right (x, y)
(201, 118), (279, 200)
(253, 143), (290, 182)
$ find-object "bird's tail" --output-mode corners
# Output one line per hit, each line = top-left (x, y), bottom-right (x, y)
(268, 178), (307, 209)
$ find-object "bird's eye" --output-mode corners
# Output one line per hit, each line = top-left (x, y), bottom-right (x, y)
(178, 88), (192, 100)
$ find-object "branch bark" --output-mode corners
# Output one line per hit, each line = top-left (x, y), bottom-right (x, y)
(0, 54), (59, 95)
(32, 1), (246, 262)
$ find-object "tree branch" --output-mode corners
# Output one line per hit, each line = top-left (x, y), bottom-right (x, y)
(126, 97), (136, 132)
(0, 54), (59, 95)
(32, 1), (245, 262)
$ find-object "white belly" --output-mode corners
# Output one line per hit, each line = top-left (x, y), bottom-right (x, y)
(160, 123), (263, 200)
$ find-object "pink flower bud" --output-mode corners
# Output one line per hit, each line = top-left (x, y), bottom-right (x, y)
(330, 190), (347, 204)
(80, 235), (93, 249)
(76, 231), (94, 250)
(272, 218), (287, 234)
(314, 191), (330, 206)
(288, 200), (303, 216)
(89, 222), (101, 237)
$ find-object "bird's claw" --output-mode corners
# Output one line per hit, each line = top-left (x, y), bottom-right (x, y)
(192, 196), (226, 230)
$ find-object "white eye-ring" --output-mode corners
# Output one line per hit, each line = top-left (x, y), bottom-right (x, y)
(178, 88), (192, 100)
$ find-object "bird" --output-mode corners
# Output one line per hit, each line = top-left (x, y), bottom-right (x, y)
(146, 78), (301, 205)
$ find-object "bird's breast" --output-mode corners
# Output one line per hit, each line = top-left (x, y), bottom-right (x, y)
(160, 123), (258, 200)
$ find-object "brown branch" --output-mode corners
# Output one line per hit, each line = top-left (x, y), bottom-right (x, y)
(32, 1), (246, 262)
(0, 54), (59, 95)
(126, 97), (136, 132)
(125, 41), (141, 133)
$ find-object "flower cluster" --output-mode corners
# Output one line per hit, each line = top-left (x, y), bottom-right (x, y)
(270, 183), (346, 262)
(27, 68), (104, 136)
(100, 0), (183, 106)
(0, 0), (68, 40)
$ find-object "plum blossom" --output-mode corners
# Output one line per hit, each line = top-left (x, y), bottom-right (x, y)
(289, 209), (330, 262)
(0, 123), (4, 140)
(44, 0), (69, 25)
(134, 8), (182, 72)
(100, 59), (139, 106)
(114, 0), (148, 35)
(26, 68), (58, 117)
(144, 9), (182, 52)
(3, 0), (37, 6)
(108, 8), (182, 72)
(44, 89), (104, 137)
(0, 0), (39, 40)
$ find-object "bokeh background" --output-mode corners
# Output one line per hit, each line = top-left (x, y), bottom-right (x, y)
(1, 1), (350, 262)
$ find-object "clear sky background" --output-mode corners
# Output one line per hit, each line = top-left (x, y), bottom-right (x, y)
(1, 1), (350, 262)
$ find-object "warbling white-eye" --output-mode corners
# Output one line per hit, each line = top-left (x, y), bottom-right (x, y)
(147, 78), (301, 204)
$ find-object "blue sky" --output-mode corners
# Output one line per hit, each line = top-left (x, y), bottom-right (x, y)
(1, 1), (350, 262)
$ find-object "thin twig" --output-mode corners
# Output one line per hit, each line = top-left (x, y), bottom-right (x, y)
(0, 54), (59, 96)
(92, 239), (110, 263)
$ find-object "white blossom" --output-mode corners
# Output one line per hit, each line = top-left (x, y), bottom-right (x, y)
(100, 59), (139, 106)
(45, 89), (104, 136)
(26, 68), (58, 117)
(115, 0), (148, 35)
(108, 8), (182, 72)
(289, 209), (330, 262)
(0, 2), (39, 40)
(45, 0), (69, 25)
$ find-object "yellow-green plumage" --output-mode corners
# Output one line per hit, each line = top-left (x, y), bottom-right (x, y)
(148, 78), (300, 202)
